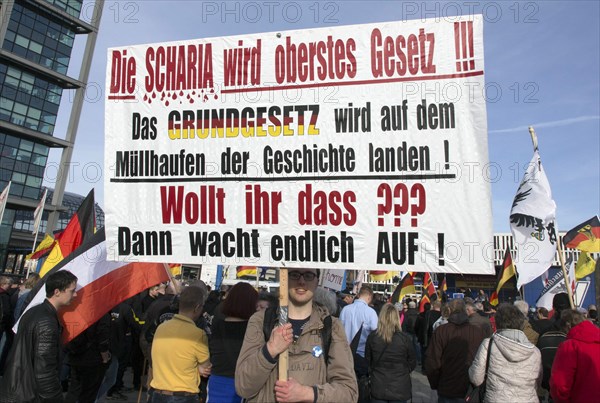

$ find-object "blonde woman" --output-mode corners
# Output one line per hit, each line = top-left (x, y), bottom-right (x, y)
(366, 303), (417, 403)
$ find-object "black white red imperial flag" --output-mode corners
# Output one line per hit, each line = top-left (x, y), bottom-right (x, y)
(17, 229), (170, 343)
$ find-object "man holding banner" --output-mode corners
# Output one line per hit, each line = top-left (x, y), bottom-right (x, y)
(235, 268), (357, 402)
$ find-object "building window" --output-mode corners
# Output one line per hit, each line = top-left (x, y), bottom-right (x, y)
(0, 64), (64, 135)
(45, 0), (83, 19)
(2, 3), (77, 76)
(13, 188), (105, 234)
(0, 132), (48, 200)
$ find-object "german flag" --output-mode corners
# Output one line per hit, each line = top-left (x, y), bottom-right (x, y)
(168, 263), (182, 277)
(390, 272), (416, 304)
(39, 189), (95, 277)
(236, 266), (257, 278)
(27, 233), (56, 260)
(490, 247), (516, 306)
(575, 252), (597, 279)
(437, 274), (448, 301)
(419, 273), (437, 312)
(563, 216), (600, 253)
(369, 270), (393, 282)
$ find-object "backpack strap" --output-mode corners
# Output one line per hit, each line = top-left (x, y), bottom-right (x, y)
(321, 315), (333, 365)
(263, 306), (279, 343)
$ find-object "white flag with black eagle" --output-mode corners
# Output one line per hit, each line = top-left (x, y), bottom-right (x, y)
(510, 149), (558, 289)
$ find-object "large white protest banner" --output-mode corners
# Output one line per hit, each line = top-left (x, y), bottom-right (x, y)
(105, 15), (493, 273)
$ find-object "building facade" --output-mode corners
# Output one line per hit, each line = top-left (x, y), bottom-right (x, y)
(4, 186), (104, 273)
(0, 0), (103, 271)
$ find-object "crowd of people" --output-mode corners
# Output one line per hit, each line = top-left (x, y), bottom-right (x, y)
(0, 271), (598, 403)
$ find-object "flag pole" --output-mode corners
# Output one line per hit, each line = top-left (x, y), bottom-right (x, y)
(556, 239), (576, 309)
(528, 126), (538, 151)
(278, 266), (289, 381)
(26, 228), (41, 279)
(31, 188), (48, 254)
(162, 263), (180, 294)
(529, 126), (574, 309)
(0, 181), (11, 224)
(31, 229), (40, 254)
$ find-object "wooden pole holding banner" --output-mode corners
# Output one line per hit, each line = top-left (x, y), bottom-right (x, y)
(278, 267), (289, 381)
(137, 357), (147, 403)
(162, 263), (181, 295)
(529, 126), (575, 310)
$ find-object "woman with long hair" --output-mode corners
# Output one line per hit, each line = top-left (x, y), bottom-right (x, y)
(207, 282), (258, 403)
(366, 303), (416, 403)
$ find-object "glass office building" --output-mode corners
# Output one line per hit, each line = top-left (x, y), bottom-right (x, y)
(0, 0), (103, 273)
(5, 187), (104, 273)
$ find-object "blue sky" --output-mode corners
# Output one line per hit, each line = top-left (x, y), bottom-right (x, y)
(48, 0), (599, 233)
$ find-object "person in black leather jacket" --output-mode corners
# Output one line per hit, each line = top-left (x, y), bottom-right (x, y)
(0, 270), (78, 403)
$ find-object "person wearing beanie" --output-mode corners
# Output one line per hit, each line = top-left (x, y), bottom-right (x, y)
(538, 293), (571, 336)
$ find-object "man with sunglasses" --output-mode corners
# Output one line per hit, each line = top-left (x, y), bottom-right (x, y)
(236, 268), (357, 402)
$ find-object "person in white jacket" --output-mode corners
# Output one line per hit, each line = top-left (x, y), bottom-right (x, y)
(469, 303), (542, 403)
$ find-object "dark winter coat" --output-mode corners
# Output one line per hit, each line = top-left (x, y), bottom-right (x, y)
(0, 300), (63, 403)
(0, 288), (13, 332)
(468, 310), (493, 338)
(65, 313), (111, 367)
(425, 311), (486, 398)
(366, 330), (416, 401)
(402, 308), (419, 335)
(416, 309), (441, 347)
(536, 329), (566, 390)
(109, 301), (135, 359)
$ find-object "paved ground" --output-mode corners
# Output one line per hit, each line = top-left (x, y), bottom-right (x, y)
(411, 370), (439, 403)
(111, 367), (438, 403)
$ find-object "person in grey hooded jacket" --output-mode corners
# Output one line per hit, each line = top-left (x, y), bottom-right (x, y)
(469, 303), (542, 403)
